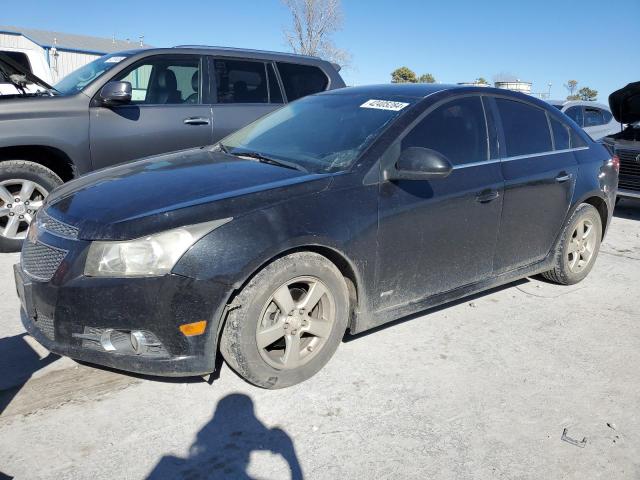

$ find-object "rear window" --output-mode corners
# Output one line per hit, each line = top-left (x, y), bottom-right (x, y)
(277, 62), (328, 101)
(495, 98), (552, 157)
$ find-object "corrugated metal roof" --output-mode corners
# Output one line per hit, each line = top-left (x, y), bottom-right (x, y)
(0, 25), (152, 54)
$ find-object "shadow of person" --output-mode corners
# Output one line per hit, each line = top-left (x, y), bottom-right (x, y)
(147, 393), (303, 480)
(0, 333), (59, 415)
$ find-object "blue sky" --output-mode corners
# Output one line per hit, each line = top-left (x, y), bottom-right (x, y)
(5, 0), (640, 102)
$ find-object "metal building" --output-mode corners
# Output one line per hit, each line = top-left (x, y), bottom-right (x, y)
(0, 25), (150, 83)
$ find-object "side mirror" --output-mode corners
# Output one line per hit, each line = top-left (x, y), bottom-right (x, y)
(385, 147), (453, 181)
(99, 81), (132, 106)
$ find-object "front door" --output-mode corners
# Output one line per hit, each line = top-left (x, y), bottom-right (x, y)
(375, 95), (504, 310)
(90, 54), (212, 170)
(491, 97), (579, 273)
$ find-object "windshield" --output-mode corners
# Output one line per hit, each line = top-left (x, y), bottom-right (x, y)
(220, 94), (415, 173)
(54, 52), (132, 95)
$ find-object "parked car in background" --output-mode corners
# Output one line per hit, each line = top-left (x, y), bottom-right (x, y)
(0, 46), (345, 252)
(15, 84), (617, 388)
(0, 47), (52, 96)
(602, 82), (640, 200)
(548, 100), (619, 141)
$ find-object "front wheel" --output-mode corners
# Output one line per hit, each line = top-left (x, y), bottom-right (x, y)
(542, 203), (602, 285)
(0, 160), (63, 253)
(220, 252), (350, 389)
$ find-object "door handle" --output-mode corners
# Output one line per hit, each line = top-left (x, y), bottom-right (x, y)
(555, 172), (573, 183)
(475, 190), (500, 203)
(183, 117), (210, 126)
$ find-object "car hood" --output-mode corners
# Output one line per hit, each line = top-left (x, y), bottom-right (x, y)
(45, 148), (332, 240)
(609, 81), (640, 124)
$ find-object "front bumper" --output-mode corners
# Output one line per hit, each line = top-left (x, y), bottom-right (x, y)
(15, 261), (234, 377)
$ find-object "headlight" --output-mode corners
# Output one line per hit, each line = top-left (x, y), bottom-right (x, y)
(84, 218), (231, 278)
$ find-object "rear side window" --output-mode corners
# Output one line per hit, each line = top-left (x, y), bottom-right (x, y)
(565, 106), (583, 126)
(584, 107), (605, 127)
(402, 96), (488, 165)
(277, 63), (328, 101)
(602, 109), (613, 123)
(215, 59), (269, 104)
(549, 116), (571, 150)
(495, 98), (552, 157)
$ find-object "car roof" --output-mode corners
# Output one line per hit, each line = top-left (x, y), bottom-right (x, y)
(547, 99), (612, 111)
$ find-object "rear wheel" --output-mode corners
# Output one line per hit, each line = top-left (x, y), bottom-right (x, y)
(0, 161), (62, 252)
(542, 203), (602, 285)
(220, 252), (349, 389)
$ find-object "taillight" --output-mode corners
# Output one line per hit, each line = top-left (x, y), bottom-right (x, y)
(611, 155), (620, 172)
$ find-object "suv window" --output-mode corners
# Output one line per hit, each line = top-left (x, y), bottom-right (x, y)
(402, 96), (488, 165)
(584, 107), (605, 127)
(602, 109), (613, 123)
(116, 56), (201, 104)
(549, 116), (571, 150)
(277, 62), (328, 101)
(214, 59), (271, 104)
(565, 106), (583, 126)
(495, 98), (552, 157)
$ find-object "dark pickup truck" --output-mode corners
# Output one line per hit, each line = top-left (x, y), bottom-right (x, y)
(0, 47), (345, 251)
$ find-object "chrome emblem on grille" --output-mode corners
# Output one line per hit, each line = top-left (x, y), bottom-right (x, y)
(635, 153), (640, 163)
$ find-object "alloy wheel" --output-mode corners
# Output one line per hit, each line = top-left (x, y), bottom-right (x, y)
(567, 219), (597, 273)
(0, 179), (48, 241)
(256, 276), (336, 370)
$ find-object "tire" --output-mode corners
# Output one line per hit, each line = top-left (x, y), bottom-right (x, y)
(220, 252), (350, 389)
(0, 160), (63, 253)
(542, 203), (602, 285)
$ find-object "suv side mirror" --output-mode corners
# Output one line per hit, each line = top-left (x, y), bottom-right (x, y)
(99, 81), (132, 106)
(384, 147), (454, 181)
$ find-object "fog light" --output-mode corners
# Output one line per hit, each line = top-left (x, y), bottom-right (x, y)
(131, 330), (145, 354)
(179, 320), (207, 337)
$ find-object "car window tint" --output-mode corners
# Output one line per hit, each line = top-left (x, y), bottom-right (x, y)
(116, 56), (201, 105)
(565, 106), (583, 126)
(602, 109), (613, 123)
(570, 129), (587, 148)
(277, 62), (328, 101)
(402, 96), (488, 165)
(215, 59), (268, 104)
(549, 116), (571, 150)
(584, 107), (605, 127)
(495, 98), (552, 157)
(267, 63), (283, 103)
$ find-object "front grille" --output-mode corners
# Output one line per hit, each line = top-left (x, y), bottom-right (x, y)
(39, 211), (79, 239)
(618, 149), (640, 192)
(34, 312), (55, 341)
(21, 241), (67, 281)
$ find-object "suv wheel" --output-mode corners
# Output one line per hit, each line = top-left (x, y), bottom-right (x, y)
(542, 203), (602, 285)
(0, 160), (63, 253)
(220, 252), (350, 389)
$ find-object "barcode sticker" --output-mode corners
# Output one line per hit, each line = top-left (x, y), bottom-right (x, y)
(360, 99), (410, 111)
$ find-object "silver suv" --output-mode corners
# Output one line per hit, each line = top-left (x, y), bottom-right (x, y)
(0, 47), (345, 251)
(548, 100), (619, 141)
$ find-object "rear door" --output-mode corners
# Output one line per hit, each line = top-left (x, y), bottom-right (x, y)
(90, 54), (212, 170)
(375, 95), (504, 310)
(209, 58), (284, 142)
(492, 97), (579, 273)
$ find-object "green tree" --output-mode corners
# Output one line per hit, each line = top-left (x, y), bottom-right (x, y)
(578, 86), (598, 101)
(564, 79), (578, 99)
(476, 77), (489, 85)
(391, 67), (418, 83)
(418, 73), (436, 83)
(567, 94), (581, 101)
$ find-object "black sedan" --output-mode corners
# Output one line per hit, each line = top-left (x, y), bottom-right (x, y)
(15, 84), (618, 388)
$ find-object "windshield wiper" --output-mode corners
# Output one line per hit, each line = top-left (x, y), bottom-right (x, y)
(232, 150), (308, 173)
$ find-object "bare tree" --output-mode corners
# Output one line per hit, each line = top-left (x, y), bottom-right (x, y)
(282, 0), (351, 67)
(564, 80), (578, 98)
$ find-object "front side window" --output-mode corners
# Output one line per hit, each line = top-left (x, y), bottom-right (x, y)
(220, 93), (414, 173)
(115, 56), (201, 105)
(495, 98), (552, 157)
(277, 62), (329, 101)
(214, 59), (269, 104)
(565, 106), (584, 126)
(402, 96), (488, 165)
(55, 52), (133, 95)
(584, 107), (605, 127)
